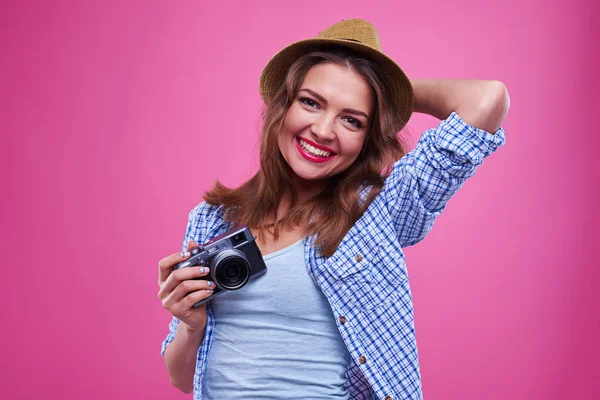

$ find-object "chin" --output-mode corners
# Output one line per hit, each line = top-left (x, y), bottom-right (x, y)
(286, 164), (332, 181)
(293, 170), (330, 182)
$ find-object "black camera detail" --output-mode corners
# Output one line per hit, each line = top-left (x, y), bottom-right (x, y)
(172, 226), (267, 307)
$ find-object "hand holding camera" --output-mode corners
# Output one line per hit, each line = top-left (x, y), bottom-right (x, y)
(157, 239), (214, 332)
(171, 226), (267, 306)
(158, 226), (267, 332)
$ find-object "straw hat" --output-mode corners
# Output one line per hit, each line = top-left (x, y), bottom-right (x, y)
(259, 19), (414, 133)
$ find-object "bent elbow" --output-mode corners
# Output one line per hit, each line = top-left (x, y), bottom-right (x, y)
(482, 81), (510, 131)
(491, 81), (510, 112)
(170, 377), (194, 394)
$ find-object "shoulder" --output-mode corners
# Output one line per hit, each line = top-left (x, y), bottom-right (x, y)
(188, 201), (223, 221)
(186, 201), (228, 242)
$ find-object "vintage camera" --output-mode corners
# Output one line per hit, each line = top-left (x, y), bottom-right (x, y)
(172, 226), (267, 307)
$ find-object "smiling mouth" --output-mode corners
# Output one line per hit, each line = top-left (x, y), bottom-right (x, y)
(296, 137), (335, 158)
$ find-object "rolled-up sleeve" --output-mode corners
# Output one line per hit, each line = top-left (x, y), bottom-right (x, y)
(160, 206), (200, 356)
(161, 316), (181, 356)
(384, 112), (506, 247)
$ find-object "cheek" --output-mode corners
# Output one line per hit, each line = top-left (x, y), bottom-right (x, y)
(340, 136), (366, 159)
(282, 106), (308, 134)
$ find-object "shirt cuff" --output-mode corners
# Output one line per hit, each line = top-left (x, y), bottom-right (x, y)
(434, 112), (506, 165)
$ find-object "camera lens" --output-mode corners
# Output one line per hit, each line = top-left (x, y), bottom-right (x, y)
(210, 250), (250, 290)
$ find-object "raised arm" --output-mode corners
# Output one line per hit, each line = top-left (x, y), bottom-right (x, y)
(383, 79), (509, 247)
(411, 79), (510, 133)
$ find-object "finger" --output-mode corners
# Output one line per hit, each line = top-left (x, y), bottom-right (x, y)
(187, 239), (198, 251)
(158, 250), (193, 285)
(182, 288), (215, 309)
(162, 278), (215, 306)
(158, 266), (211, 299)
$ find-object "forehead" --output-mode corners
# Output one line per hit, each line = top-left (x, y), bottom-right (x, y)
(300, 63), (374, 113)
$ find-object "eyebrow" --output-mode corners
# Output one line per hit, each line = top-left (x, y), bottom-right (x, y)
(299, 88), (370, 121)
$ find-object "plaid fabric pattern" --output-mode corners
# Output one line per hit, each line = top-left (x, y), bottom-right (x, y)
(161, 112), (506, 399)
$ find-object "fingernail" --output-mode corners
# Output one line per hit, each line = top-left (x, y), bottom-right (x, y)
(200, 267), (205, 273)
(206, 289), (213, 293)
(179, 252), (184, 257)
(207, 281), (213, 286)
(182, 251), (190, 258)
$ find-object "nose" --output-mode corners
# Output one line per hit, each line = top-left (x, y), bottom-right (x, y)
(311, 114), (336, 142)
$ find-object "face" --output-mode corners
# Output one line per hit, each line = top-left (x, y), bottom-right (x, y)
(277, 63), (374, 187)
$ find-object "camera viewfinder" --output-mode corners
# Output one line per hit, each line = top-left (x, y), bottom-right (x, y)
(231, 233), (246, 247)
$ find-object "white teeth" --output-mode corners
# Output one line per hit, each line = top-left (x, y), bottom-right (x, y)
(298, 138), (331, 158)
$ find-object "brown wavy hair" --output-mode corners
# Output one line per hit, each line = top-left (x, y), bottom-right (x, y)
(204, 46), (409, 257)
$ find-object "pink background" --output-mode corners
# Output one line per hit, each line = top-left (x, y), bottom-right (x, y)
(1, 0), (598, 399)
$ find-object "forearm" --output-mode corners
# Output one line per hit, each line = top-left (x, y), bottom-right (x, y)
(163, 322), (205, 394)
(411, 79), (510, 133)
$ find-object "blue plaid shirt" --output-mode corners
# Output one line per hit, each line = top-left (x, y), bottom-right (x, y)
(161, 112), (506, 399)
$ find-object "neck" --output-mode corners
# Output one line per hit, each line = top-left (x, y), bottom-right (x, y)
(289, 175), (330, 203)
(272, 177), (328, 223)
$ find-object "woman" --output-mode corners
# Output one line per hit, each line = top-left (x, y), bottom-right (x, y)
(157, 19), (509, 400)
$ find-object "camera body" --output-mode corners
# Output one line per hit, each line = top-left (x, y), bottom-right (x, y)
(172, 226), (267, 307)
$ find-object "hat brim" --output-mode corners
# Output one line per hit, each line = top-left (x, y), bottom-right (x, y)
(259, 38), (414, 133)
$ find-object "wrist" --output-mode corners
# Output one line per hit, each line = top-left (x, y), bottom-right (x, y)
(180, 320), (205, 337)
(409, 79), (429, 115)
(409, 79), (453, 119)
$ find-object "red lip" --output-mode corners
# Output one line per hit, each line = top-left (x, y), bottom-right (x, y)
(296, 137), (336, 154)
(295, 139), (336, 163)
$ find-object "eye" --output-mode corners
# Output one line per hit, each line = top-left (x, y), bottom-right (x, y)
(299, 97), (319, 109)
(343, 117), (364, 129)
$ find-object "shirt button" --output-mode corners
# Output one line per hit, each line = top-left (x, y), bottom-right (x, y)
(355, 254), (363, 262)
(385, 397), (393, 400)
(358, 355), (367, 364)
(339, 316), (346, 324)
